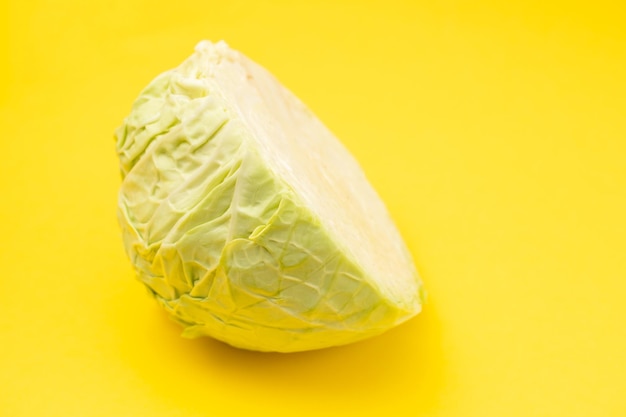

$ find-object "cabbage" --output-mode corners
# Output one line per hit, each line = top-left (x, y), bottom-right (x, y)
(115, 41), (423, 352)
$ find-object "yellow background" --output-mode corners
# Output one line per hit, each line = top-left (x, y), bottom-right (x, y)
(2, 1), (625, 415)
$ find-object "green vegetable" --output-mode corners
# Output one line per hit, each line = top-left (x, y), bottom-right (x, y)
(115, 41), (423, 352)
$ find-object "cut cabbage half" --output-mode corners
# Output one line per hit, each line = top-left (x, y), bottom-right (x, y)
(115, 41), (423, 352)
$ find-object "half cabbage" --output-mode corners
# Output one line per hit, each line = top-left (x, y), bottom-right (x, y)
(115, 41), (423, 352)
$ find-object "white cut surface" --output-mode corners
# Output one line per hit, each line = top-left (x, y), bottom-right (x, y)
(182, 41), (419, 307)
